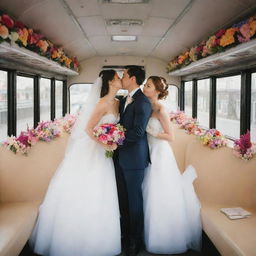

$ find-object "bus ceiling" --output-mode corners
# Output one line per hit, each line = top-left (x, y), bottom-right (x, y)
(0, 0), (255, 63)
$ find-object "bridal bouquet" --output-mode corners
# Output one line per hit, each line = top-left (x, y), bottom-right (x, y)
(93, 123), (126, 158)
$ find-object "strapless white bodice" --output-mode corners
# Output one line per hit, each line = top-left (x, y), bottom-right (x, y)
(146, 117), (163, 135)
(98, 113), (119, 126)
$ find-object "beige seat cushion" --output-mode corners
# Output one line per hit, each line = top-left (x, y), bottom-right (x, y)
(201, 203), (256, 256)
(0, 201), (39, 256)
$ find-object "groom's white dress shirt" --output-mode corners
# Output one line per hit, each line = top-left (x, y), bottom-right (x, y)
(124, 87), (140, 112)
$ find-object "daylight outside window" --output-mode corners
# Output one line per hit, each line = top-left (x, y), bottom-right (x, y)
(55, 80), (63, 119)
(0, 70), (7, 141)
(251, 73), (256, 142)
(184, 81), (192, 117)
(197, 79), (210, 128)
(40, 78), (51, 122)
(216, 75), (241, 138)
(69, 84), (92, 115)
(17, 76), (34, 135)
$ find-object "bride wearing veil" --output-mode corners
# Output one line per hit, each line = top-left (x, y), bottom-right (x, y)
(30, 70), (122, 256)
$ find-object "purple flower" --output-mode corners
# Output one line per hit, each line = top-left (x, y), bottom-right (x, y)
(234, 130), (252, 155)
(16, 132), (29, 147)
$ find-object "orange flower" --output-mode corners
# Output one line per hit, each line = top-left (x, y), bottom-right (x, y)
(18, 28), (29, 46)
(36, 40), (49, 53)
(51, 48), (60, 59)
(249, 18), (256, 37)
(219, 28), (238, 47)
(0, 24), (9, 39)
(65, 57), (72, 68)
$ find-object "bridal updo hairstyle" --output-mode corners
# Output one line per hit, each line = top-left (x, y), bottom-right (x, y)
(98, 69), (116, 98)
(149, 76), (169, 100)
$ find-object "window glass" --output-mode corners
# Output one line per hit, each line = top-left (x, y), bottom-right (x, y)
(184, 81), (192, 117)
(40, 78), (51, 122)
(55, 80), (63, 119)
(197, 79), (210, 128)
(160, 85), (179, 113)
(69, 84), (92, 115)
(17, 76), (34, 135)
(216, 75), (241, 138)
(0, 70), (8, 141)
(251, 73), (256, 142)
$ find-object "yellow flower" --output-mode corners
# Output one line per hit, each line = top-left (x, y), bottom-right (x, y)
(36, 40), (49, 53)
(51, 49), (59, 59)
(18, 28), (29, 46)
(0, 24), (9, 39)
(249, 18), (256, 37)
(65, 57), (72, 68)
(219, 28), (237, 47)
(9, 31), (19, 43)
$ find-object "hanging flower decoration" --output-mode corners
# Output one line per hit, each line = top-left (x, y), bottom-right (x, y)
(167, 14), (256, 72)
(1, 114), (77, 155)
(233, 130), (256, 160)
(0, 11), (80, 72)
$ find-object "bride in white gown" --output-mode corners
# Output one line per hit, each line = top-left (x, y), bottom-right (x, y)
(142, 76), (202, 254)
(30, 70), (122, 256)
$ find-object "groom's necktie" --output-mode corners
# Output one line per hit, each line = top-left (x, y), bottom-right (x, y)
(123, 95), (132, 112)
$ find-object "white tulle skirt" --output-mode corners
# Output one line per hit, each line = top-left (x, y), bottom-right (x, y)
(142, 136), (202, 254)
(29, 137), (121, 256)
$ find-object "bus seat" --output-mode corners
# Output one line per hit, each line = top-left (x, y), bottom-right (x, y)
(171, 124), (256, 256)
(0, 202), (39, 256)
(0, 134), (69, 256)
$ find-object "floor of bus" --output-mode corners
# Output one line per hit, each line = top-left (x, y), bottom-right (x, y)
(19, 232), (220, 256)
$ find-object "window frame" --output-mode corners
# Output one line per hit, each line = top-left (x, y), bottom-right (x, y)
(0, 67), (67, 138)
(180, 69), (255, 140)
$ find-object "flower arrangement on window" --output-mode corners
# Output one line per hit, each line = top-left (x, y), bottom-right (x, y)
(198, 129), (227, 149)
(170, 111), (203, 135)
(0, 11), (80, 71)
(167, 14), (256, 72)
(2, 114), (77, 155)
(233, 130), (256, 160)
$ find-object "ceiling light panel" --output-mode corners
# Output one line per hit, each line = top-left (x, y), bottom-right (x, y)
(111, 35), (137, 41)
(102, 0), (149, 4)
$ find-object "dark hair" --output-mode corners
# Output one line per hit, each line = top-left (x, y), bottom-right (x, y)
(148, 76), (169, 100)
(125, 65), (145, 85)
(98, 70), (116, 97)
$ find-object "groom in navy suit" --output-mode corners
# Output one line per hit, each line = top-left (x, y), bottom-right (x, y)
(114, 66), (152, 256)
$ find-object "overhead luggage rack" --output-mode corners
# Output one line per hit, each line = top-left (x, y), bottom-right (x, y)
(168, 39), (256, 79)
(0, 42), (79, 76)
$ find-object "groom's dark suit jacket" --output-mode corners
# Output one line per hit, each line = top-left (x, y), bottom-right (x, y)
(117, 89), (152, 169)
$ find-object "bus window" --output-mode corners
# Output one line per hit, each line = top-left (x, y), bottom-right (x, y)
(17, 75), (34, 135)
(184, 81), (192, 117)
(0, 70), (7, 141)
(160, 85), (179, 113)
(216, 75), (241, 138)
(69, 84), (92, 115)
(40, 78), (51, 122)
(197, 79), (210, 128)
(55, 80), (63, 119)
(251, 73), (256, 142)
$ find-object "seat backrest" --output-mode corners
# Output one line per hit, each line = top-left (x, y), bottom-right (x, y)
(170, 124), (256, 208)
(0, 134), (69, 203)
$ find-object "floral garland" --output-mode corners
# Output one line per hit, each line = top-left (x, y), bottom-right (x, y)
(233, 130), (256, 160)
(198, 129), (227, 149)
(1, 114), (77, 155)
(167, 14), (256, 72)
(0, 11), (79, 71)
(170, 111), (227, 150)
